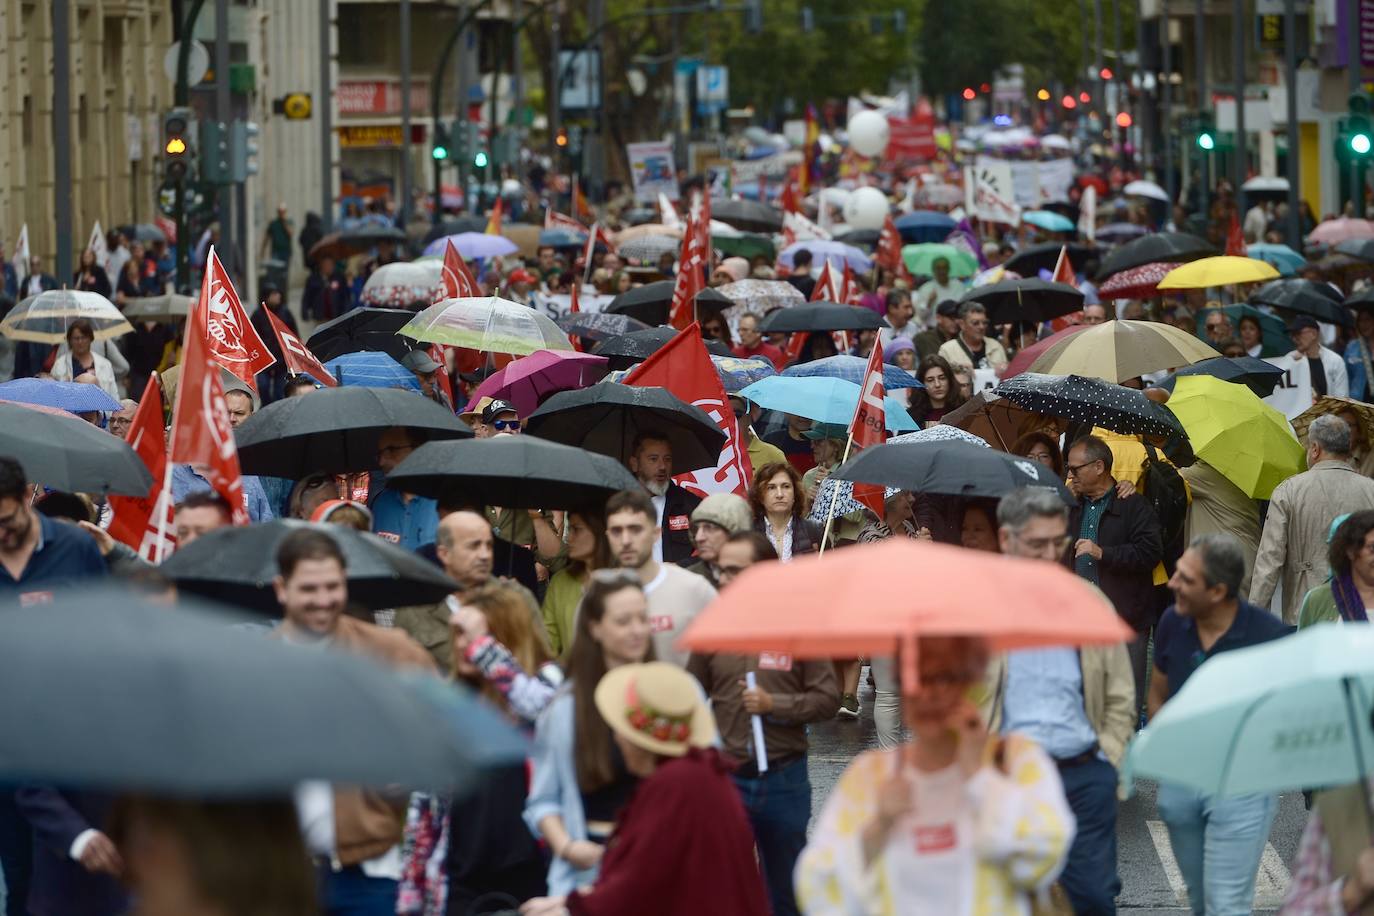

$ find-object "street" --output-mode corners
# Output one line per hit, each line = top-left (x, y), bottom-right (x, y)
(807, 674), (1309, 914)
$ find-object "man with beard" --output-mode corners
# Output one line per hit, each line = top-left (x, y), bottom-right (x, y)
(626, 432), (701, 565)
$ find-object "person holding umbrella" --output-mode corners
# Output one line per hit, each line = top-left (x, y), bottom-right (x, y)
(371, 427), (441, 552)
(50, 319), (119, 400)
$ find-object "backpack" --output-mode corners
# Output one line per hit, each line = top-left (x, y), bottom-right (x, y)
(1141, 441), (1188, 566)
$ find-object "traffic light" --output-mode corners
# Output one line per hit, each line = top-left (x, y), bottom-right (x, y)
(744, 0), (763, 34)
(1348, 92), (1372, 158)
(555, 127), (568, 148)
(199, 120), (231, 184)
(432, 124), (450, 161)
(1115, 111), (1133, 128)
(1195, 112), (1216, 151)
(230, 120), (259, 180)
(163, 108), (193, 181)
(474, 148), (489, 169)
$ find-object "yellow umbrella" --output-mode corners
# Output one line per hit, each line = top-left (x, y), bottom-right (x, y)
(1155, 256), (1280, 290)
(1167, 376), (1304, 498)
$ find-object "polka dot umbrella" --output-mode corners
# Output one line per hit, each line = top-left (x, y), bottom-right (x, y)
(993, 372), (1186, 441)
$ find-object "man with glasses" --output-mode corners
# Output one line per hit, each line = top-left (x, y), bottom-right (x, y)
(1065, 435), (1163, 707)
(480, 399), (522, 436)
(107, 400), (138, 438)
(682, 493), (753, 587)
(370, 427), (439, 552)
(937, 302), (1007, 373)
(731, 314), (785, 370)
(981, 487), (1135, 916)
(1202, 310), (1234, 345)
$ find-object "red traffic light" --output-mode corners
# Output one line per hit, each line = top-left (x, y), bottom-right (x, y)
(1079, 92), (1092, 103)
(1099, 67), (1114, 80)
(1062, 95), (1078, 109)
(962, 88), (976, 101)
(979, 82), (992, 94)
(1115, 111), (1133, 128)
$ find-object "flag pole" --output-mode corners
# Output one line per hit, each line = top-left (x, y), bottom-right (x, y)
(817, 434), (855, 557)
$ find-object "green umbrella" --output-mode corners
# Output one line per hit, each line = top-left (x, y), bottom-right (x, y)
(711, 231), (775, 263)
(1165, 376), (1304, 499)
(901, 243), (978, 278)
(1194, 304), (1288, 357)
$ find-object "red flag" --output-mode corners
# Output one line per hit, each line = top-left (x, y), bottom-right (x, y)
(847, 339), (887, 516)
(841, 264), (864, 306)
(573, 175), (595, 222)
(811, 259), (838, 302)
(545, 208), (586, 232)
(429, 344), (456, 406)
(485, 197), (505, 235)
(1048, 246), (1083, 332)
(170, 313), (250, 526)
(107, 376), (177, 561)
(594, 223), (618, 256)
(439, 239), (479, 300)
(194, 246), (276, 390)
(1225, 213), (1247, 257)
(876, 213), (903, 272)
(668, 194), (709, 330)
(566, 280), (584, 352)
(623, 324), (752, 497)
(780, 169), (801, 214)
(264, 307), (338, 387)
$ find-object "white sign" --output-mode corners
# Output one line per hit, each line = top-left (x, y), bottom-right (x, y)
(696, 65), (729, 114)
(970, 161), (1021, 225)
(625, 141), (679, 204)
(1263, 355), (1314, 420)
(973, 368), (1000, 393)
(557, 50), (601, 111)
(728, 151), (802, 185)
(163, 40), (210, 87)
(533, 290), (615, 320)
(1078, 184), (1098, 241)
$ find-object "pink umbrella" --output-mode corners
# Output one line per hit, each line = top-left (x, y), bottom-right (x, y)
(1309, 218), (1374, 245)
(1097, 261), (1183, 300)
(464, 349), (610, 417)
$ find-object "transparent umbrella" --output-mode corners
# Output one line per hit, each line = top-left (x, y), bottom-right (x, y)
(359, 260), (444, 308)
(400, 296), (573, 355)
(0, 289), (133, 343)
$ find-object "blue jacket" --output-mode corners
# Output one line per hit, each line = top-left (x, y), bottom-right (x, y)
(1345, 338), (1372, 403)
(524, 690), (601, 895)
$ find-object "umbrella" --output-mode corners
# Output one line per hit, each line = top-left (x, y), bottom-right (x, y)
(940, 389), (1068, 452)
(121, 293), (194, 323)
(422, 216), (488, 245)
(993, 372), (1187, 439)
(711, 230), (776, 264)
(524, 384), (726, 469)
(1122, 179), (1170, 202)
(778, 240), (872, 273)
(464, 350), (609, 416)
(359, 260), (444, 308)
(1022, 210), (1076, 233)
(1195, 304), (1288, 357)
(894, 211), (958, 244)
(0, 378), (121, 413)
(307, 307), (417, 362)
(1003, 325), (1090, 379)
(539, 228), (588, 248)
(1001, 243), (1097, 278)
(835, 439), (1075, 504)
(384, 435), (644, 509)
(1096, 261), (1182, 300)
(781, 354), (924, 390)
(1095, 223), (1150, 243)
(421, 232), (519, 259)
(737, 376), (919, 432)
(322, 351), (422, 391)
(605, 281), (731, 326)
(1159, 356), (1286, 398)
(0, 401), (153, 496)
(716, 279), (806, 317)
(1246, 243), (1306, 276)
(757, 303), (882, 334)
(807, 426), (987, 522)
(555, 311), (651, 342)
(710, 198), (784, 233)
(1309, 218), (1374, 246)
(1122, 624), (1374, 799)
(0, 589), (526, 794)
(1250, 278), (1353, 327)
(834, 228), (880, 249)
(1164, 376), (1302, 499)
(614, 224), (680, 246)
(162, 520), (460, 614)
(1334, 238), (1374, 263)
(618, 234), (681, 265)
(959, 278), (1084, 325)
(1097, 232), (1216, 279)
(308, 226), (407, 262)
(901, 243), (979, 278)
(0, 289), (133, 343)
(710, 355), (777, 393)
(1026, 319), (1220, 383)
(1241, 176), (1290, 195)
(129, 223), (166, 243)
(1156, 256), (1281, 290)
(591, 327), (732, 371)
(1292, 396), (1374, 455)
(233, 386), (472, 478)
(401, 296), (573, 356)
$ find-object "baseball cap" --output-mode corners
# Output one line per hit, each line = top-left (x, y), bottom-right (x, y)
(400, 349), (441, 374)
(1286, 315), (1319, 334)
(482, 398), (519, 423)
(802, 422), (849, 441)
(935, 299), (961, 318)
(508, 268), (537, 285)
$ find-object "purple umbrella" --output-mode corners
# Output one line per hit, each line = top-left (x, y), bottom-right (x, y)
(422, 232), (519, 259)
(778, 240), (872, 273)
(465, 350), (611, 417)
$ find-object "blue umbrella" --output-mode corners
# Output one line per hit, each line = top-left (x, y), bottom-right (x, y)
(0, 378), (120, 413)
(738, 376), (919, 431)
(894, 210), (958, 244)
(539, 228), (588, 248)
(422, 232), (519, 259)
(322, 351), (421, 391)
(778, 240), (872, 273)
(1022, 210), (1077, 233)
(782, 354), (924, 390)
(711, 355), (776, 393)
(1247, 243), (1307, 276)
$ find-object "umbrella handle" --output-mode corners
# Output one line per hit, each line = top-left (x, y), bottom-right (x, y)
(899, 633), (919, 770)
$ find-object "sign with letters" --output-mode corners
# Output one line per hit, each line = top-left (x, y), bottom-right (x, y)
(1263, 355), (1313, 420)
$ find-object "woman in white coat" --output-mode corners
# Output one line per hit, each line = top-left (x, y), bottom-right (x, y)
(50, 318), (120, 400)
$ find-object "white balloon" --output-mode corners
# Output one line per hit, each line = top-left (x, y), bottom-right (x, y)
(843, 186), (889, 231)
(847, 110), (890, 158)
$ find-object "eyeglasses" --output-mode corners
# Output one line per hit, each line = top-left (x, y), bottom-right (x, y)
(1065, 460), (1101, 477)
(491, 418), (521, 431)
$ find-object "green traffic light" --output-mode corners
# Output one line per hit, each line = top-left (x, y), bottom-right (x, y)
(474, 151), (489, 168)
(1354, 133), (1373, 156)
(432, 145), (448, 161)
(1197, 132), (1215, 151)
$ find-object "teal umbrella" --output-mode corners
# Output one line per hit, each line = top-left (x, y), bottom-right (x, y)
(1124, 624), (1373, 799)
(1195, 304), (1288, 357)
(738, 376), (920, 432)
(901, 243), (978, 278)
(1247, 242), (1307, 276)
(1022, 210), (1076, 233)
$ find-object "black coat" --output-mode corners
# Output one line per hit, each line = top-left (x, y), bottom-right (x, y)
(15, 787), (127, 916)
(660, 483), (703, 565)
(1065, 491), (1164, 631)
(753, 515), (825, 557)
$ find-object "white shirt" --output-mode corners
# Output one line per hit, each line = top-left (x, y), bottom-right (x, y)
(879, 318), (917, 348)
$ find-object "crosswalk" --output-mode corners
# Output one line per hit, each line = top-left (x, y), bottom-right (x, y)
(1144, 819), (1291, 910)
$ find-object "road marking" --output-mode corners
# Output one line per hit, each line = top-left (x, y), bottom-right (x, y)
(1145, 820), (1290, 908)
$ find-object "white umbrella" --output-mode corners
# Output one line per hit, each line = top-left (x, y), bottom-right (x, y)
(1242, 176), (1290, 193)
(1041, 134), (1073, 151)
(0, 289), (133, 343)
(359, 260), (444, 308)
(399, 296), (572, 356)
(1123, 180), (1170, 202)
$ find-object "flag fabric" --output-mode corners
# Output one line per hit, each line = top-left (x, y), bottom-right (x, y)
(566, 279), (584, 352)
(107, 376), (177, 561)
(439, 239), (480, 300)
(594, 223), (618, 256)
(1225, 213), (1246, 257)
(578, 223), (599, 282)
(811, 260), (839, 302)
(429, 344), (455, 406)
(800, 104), (821, 195)
(573, 175), (595, 222)
(659, 193), (682, 229)
(193, 246), (276, 390)
(945, 218), (989, 271)
(11, 223), (28, 282)
(545, 208), (586, 232)
(841, 264), (863, 306)
(623, 323), (753, 498)
(485, 198), (505, 235)
(784, 210), (832, 242)
(1047, 246), (1083, 332)
(668, 199), (707, 331)
(847, 339), (887, 516)
(264, 307), (338, 386)
(1077, 185), (1098, 241)
(780, 171), (801, 214)
(87, 220), (108, 268)
(876, 213), (903, 273)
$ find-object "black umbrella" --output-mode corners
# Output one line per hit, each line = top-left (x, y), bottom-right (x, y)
(605, 281), (732, 326)
(710, 198), (785, 233)
(306, 307), (418, 362)
(161, 519), (459, 614)
(960, 279), (1084, 325)
(757, 302), (882, 334)
(1335, 238), (1374, 263)
(1250, 279), (1352, 328)
(1097, 232), (1217, 280)
(525, 384), (726, 469)
(834, 228), (880, 249)
(0, 588), (526, 794)
(555, 310), (651, 342)
(994, 372), (1187, 440)
(386, 436), (645, 509)
(592, 327), (733, 371)
(234, 386), (472, 477)
(0, 402), (153, 496)
(308, 226), (407, 263)
(1001, 242), (1098, 277)
(834, 440), (1075, 504)
(1346, 287), (1374, 312)
(1159, 356), (1286, 398)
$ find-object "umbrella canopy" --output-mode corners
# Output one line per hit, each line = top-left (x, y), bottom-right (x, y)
(465, 349), (610, 416)
(1122, 179), (1170, 201)
(1001, 243), (1097, 277)
(1022, 210), (1076, 233)
(233, 386), (472, 477)
(1123, 624), (1374, 798)
(0, 289), (133, 343)
(1159, 356), (1286, 398)
(591, 327), (732, 371)
(605, 281), (731, 326)
(322, 351), (422, 391)
(1164, 376), (1301, 498)
(0, 589), (525, 794)
(781, 354), (924, 390)
(940, 389), (1068, 452)
(1096, 223), (1150, 244)
(836, 439), (1075, 504)
(306, 307), (417, 362)
(618, 234), (681, 265)
(129, 223), (166, 243)
(1025, 319), (1220, 383)
(834, 228), (880, 249)
(0, 378), (121, 413)
(710, 198), (784, 233)
(959, 278), (1084, 325)
(121, 293), (194, 323)
(1292, 396), (1374, 455)
(901, 243), (979, 278)
(1097, 232), (1217, 279)
(614, 224), (681, 246)
(308, 225), (407, 262)
(778, 240), (872, 273)
(524, 384), (726, 469)
(716, 279), (806, 317)
(993, 372), (1187, 439)
(1003, 325), (1090, 379)
(162, 520), (460, 614)
(539, 228), (588, 248)
(1250, 278), (1353, 327)
(422, 232), (518, 259)
(1309, 218), (1374, 246)
(711, 230), (776, 264)
(401, 296), (573, 356)
(1156, 256), (1281, 289)
(0, 401), (153, 496)
(757, 303), (882, 334)
(1195, 304), (1288, 357)
(1246, 243), (1306, 276)
(1096, 261), (1182, 300)
(359, 260), (444, 308)
(1334, 238), (1374, 263)
(894, 211), (958, 244)
(385, 435), (644, 509)
(677, 539), (1134, 662)
(555, 311), (651, 342)
(422, 217), (489, 244)
(737, 376), (919, 432)
(710, 355), (777, 393)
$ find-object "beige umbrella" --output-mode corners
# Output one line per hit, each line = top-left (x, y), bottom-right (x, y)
(1025, 319), (1220, 384)
(614, 224), (681, 246)
(501, 223), (542, 259)
(1292, 395), (1374, 451)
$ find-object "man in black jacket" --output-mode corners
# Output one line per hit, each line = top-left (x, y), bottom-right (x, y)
(627, 432), (701, 565)
(1065, 434), (1164, 708)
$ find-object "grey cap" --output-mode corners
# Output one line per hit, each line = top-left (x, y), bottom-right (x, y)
(401, 349), (441, 374)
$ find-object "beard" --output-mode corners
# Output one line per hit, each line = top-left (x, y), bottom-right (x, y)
(642, 478), (668, 497)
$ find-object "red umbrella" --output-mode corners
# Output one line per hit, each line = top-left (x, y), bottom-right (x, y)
(1097, 261), (1183, 301)
(1003, 324), (1089, 379)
